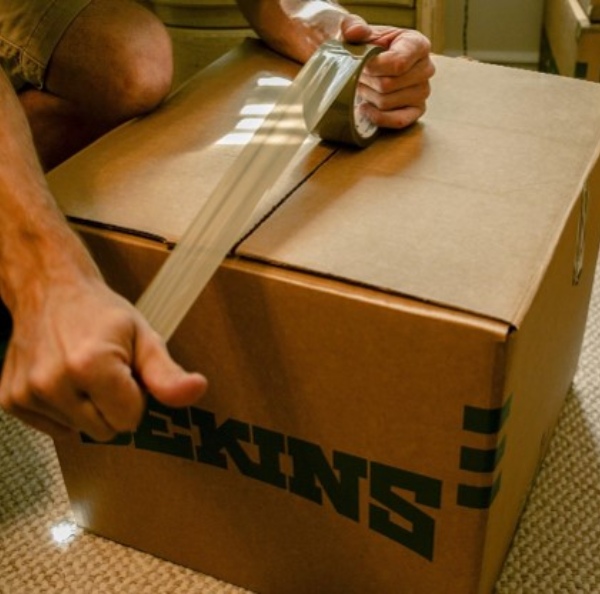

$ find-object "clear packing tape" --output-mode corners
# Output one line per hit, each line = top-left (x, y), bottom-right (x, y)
(136, 41), (383, 341)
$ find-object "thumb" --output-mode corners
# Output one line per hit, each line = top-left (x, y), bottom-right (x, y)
(340, 14), (372, 43)
(135, 329), (208, 408)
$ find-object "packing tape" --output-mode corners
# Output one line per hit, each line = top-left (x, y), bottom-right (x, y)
(137, 40), (383, 340)
(314, 42), (383, 147)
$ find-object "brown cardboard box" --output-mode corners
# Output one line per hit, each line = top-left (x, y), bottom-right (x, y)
(541, 0), (600, 81)
(47, 40), (600, 594)
(577, 0), (600, 21)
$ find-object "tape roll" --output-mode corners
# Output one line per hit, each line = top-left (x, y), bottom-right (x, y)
(313, 42), (384, 148)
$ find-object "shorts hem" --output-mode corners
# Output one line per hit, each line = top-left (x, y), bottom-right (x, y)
(1, 0), (93, 89)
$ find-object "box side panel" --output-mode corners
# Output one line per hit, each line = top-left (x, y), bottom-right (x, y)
(479, 159), (600, 593)
(577, 0), (600, 21)
(544, 0), (582, 77)
(56, 232), (511, 594)
(74, 226), (168, 302)
(578, 28), (600, 82)
(544, 0), (600, 81)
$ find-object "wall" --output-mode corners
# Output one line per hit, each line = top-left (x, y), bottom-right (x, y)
(444, 0), (544, 66)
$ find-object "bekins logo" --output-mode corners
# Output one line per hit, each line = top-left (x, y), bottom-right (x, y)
(82, 394), (511, 562)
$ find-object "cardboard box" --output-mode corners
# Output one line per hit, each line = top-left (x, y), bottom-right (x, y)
(541, 0), (600, 81)
(577, 0), (600, 21)
(47, 40), (600, 594)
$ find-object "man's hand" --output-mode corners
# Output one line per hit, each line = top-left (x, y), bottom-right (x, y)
(0, 60), (206, 444)
(341, 16), (435, 129)
(0, 278), (207, 442)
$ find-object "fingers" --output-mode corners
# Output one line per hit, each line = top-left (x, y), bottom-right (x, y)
(0, 383), (118, 442)
(0, 308), (206, 442)
(337, 19), (434, 130)
(361, 101), (427, 130)
(69, 345), (147, 434)
(362, 32), (433, 78)
(0, 349), (134, 442)
(340, 14), (372, 42)
(133, 324), (208, 409)
(356, 65), (431, 130)
(357, 74), (431, 109)
(361, 54), (435, 93)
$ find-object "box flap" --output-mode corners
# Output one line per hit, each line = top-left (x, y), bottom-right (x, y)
(237, 56), (600, 325)
(47, 39), (334, 244)
(48, 44), (600, 327)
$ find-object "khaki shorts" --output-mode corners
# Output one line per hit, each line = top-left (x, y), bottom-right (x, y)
(0, 0), (92, 90)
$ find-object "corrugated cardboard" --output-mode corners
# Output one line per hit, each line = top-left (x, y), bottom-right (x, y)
(577, 0), (600, 21)
(541, 0), (600, 82)
(47, 40), (600, 594)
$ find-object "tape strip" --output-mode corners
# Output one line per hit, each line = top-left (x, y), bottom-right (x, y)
(136, 41), (382, 340)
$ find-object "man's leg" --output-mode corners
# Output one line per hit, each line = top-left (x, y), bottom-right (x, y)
(19, 0), (173, 170)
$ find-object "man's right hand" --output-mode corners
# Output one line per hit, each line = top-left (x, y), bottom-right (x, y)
(0, 274), (207, 442)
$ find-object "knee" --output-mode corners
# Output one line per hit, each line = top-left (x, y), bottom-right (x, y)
(47, 0), (174, 125)
(102, 13), (174, 122)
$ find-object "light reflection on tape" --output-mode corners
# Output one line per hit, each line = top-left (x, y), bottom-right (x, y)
(136, 41), (382, 340)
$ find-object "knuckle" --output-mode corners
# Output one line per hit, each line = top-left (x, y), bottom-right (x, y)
(390, 57), (411, 78)
(0, 391), (16, 414)
(113, 419), (139, 435)
(65, 346), (99, 382)
(28, 365), (60, 398)
(113, 394), (145, 433)
(406, 104), (427, 127)
(419, 81), (432, 101)
(426, 59), (436, 79)
(376, 76), (396, 95)
(110, 405), (143, 434)
(420, 35), (433, 55)
(406, 29), (432, 54)
(1, 385), (32, 414)
(87, 426), (119, 443)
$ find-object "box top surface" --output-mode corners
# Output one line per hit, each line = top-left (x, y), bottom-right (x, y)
(48, 40), (336, 244)
(238, 54), (600, 323)
(48, 40), (600, 326)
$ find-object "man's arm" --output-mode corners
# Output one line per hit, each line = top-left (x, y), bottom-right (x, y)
(236, 0), (435, 129)
(0, 67), (206, 441)
(237, 0), (350, 63)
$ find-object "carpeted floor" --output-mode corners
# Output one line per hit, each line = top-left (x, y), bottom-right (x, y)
(1, 256), (600, 593)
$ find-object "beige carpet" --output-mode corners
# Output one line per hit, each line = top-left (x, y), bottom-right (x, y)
(2, 255), (600, 594)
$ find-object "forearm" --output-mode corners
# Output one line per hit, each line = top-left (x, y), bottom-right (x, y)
(236, 0), (350, 63)
(0, 68), (99, 314)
